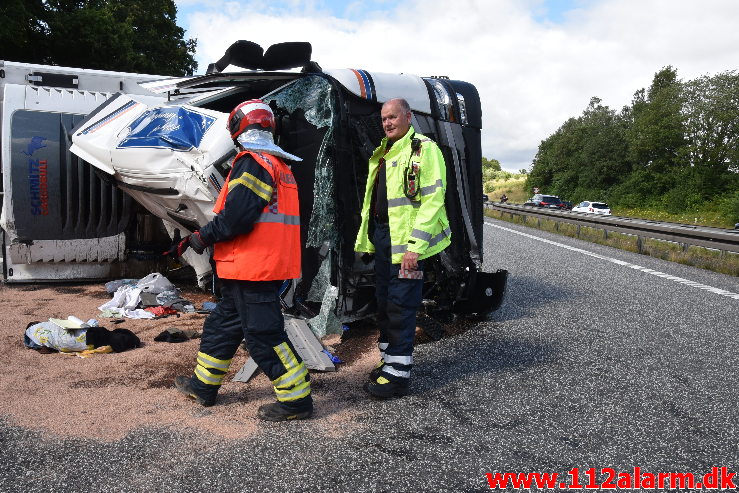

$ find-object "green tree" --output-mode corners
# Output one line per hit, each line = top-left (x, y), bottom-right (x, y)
(527, 97), (630, 203)
(481, 156), (502, 182)
(0, 0), (47, 63)
(626, 67), (687, 198)
(681, 70), (739, 196)
(0, 0), (196, 76)
(111, 0), (198, 76)
(482, 156), (502, 171)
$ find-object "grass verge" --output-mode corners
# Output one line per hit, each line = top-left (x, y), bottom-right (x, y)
(485, 208), (739, 277)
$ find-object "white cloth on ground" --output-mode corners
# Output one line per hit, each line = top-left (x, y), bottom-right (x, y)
(98, 285), (155, 319)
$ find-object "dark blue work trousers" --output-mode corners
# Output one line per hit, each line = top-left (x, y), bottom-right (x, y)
(190, 278), (311, 410)
(372, 221), (424, 380)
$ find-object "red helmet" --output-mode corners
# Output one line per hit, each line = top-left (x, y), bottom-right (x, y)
(228, 99), (275, 140)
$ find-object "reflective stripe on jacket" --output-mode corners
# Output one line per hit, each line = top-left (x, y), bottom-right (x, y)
(355, 126), (451, 264)
(213, 151), (301, 281)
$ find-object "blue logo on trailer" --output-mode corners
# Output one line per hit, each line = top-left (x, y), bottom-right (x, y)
(117, 107), (216, 151)
(23, 136), (47, 156)
(23, 136), (49, 216)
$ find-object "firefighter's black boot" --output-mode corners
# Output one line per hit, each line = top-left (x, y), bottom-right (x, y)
(257, 401), (313, 422)
(363, 375), (410, 399)
(174, 376), (216, 407)
(368, 359), (385, 382)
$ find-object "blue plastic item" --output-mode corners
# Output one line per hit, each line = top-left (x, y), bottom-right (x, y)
(322, 349), (343, 364)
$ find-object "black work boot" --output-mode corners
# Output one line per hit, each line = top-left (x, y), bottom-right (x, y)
(363, 375), (410, 399)
(368, 359), (385, 382)
(257, 402), (313, 422)
(174, 376), (216, 407)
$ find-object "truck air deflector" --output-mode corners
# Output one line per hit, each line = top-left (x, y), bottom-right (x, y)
(206, 41), (313, 74)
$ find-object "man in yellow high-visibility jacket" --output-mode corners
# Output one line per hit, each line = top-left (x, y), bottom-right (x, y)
(355, 98), (451, 398)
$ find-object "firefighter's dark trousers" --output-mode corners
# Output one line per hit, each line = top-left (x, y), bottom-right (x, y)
(372, 221), (424, 381)
(189, 278), (312, 410)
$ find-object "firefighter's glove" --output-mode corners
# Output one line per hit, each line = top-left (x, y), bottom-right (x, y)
(165, 231), (206, 258)
(187, 232), (207, 255)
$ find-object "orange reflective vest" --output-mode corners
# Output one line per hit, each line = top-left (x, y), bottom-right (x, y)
(212, 151), (301, 281)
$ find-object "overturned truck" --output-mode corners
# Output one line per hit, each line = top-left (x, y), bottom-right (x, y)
(5, 41), (506, 334)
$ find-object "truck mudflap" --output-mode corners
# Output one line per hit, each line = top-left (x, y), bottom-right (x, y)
(452, 268), (508, 316)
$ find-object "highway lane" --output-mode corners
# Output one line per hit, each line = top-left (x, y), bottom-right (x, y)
(2, 216), (738, 492)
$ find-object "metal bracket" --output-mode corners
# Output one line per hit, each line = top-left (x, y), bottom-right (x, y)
(233, 315), (335, 383)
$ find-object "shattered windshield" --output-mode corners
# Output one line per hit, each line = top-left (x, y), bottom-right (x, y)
(264, 76), (337, 250)
(264, 75), (343, 336)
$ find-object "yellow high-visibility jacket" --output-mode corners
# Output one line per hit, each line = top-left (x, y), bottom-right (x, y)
(355, 126), (451, 264)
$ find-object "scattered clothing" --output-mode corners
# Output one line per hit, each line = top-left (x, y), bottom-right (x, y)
(105, 279), (137, 294)
(24, 320), (140, 353)
(154, 327), (201, 343)
(24, 321), (89, 352)
(139, 292), (161, 307)
(201, 301), (218, 312)
(101, 307), (155, 319)
(156, 290), (194, 313)
(145, 306), (179, 318)
(99, 309), (130, 319)
(73, 346), (114, 358)
(98, 285), (151, 319)
(86, 327), (140, 352)
(170, 302), (195, 313)
(101, 274), (194, 318)
(155, 290), (186, 307)
(322, 349), (343, 364)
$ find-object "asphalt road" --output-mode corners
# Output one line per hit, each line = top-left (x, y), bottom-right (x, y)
(2, 217), (738, 492)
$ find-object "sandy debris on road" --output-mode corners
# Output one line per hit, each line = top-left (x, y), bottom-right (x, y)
(0, 282), (379, 441)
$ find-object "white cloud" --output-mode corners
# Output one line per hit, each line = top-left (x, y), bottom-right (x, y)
(181, 0), (739, 172)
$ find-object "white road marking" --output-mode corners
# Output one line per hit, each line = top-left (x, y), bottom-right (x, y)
(485, 221), (739, 300)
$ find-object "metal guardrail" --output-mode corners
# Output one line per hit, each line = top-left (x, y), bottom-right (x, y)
(485, 202), (739, 254)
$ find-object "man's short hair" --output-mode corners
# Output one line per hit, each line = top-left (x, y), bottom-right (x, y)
(385, 98), (411, 114)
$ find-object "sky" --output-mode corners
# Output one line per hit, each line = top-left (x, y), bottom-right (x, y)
(173, 0), (739, 172)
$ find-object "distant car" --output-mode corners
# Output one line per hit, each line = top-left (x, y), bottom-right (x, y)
(561, 200), (573, 210)
(482, 194), (489, 203)
(523, 194), (565, 209)
(572, 201), (612, 215)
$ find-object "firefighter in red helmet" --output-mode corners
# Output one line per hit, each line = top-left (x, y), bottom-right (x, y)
(172, 99), (312, 421)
